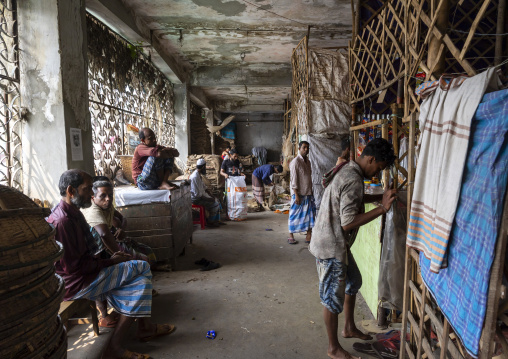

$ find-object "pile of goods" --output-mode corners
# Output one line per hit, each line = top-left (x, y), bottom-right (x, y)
(0, 186), (66, 358)
(181, 154), (225, 190)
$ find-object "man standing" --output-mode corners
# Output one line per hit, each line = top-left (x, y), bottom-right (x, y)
(252, 164), (283, 211)
(220, 148), (244, 179)
(190, 158), (223, 227)
(288, 141), (315, 245)
(309, 138), (396, 359)
(48, 170), (175, 359)
(132, 127), (180, 190)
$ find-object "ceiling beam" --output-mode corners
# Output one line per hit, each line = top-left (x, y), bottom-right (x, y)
(214, 101), (285, 113)
(191, 64), (292, 87)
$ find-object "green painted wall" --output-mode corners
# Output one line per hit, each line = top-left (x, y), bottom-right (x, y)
(350, 203), (382, 317)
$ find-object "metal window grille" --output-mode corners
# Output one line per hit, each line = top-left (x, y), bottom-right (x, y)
(87, 15), (175, 178)
(0, 0), (21, 190)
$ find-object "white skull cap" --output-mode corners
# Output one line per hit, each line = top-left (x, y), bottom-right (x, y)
(197, 158), (206, 166)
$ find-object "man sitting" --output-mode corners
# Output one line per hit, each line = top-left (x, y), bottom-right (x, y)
(132, 127), (179, 190)
(252, 164), (283, 211)
(190, 159), (223, 227)
(48, 169), (175, 359)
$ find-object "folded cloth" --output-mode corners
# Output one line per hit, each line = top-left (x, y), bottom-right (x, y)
(420, 88), (508, 357)
(407, 68), (496, 273)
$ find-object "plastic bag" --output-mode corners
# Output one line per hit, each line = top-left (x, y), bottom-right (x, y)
(378, 191), (407, 311)
(227, 176), (247, 221)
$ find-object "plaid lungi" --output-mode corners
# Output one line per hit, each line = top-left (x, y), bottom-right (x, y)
(193, 196), (221, 222)
(288, 194), (316, 233)
(72, 260), (152, 317)
(137, 156), (173, 190)
(252, 175), (265, 205)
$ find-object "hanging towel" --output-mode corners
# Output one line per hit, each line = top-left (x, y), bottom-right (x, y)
(407, 68), (496, 273)
(251, 147), (267, 165)
(420, 87), (508, 357)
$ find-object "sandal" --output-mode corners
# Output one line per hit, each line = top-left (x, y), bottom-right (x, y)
(120, 349), (151, 359)
(287, 238), (298, 245)
(138, 324), (176, 342)
(200, 261), (221, 271)
(99, 314), (118, 328)
(152, 289), (159, 297)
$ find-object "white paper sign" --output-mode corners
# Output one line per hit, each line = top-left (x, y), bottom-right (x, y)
(70, 128), (83, 161)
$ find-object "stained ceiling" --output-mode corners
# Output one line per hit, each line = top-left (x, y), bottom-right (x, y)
(92, 0), (353, 114)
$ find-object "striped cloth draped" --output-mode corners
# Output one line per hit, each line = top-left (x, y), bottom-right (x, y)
(252, 174), (265, 205)
(288, 194), (316, 233)
(407, 69), (496, 273)
(72, 260), (152, 317)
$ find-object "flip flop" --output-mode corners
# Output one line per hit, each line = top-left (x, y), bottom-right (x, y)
(152, 289), (159, 297)
(194, 258), (210, 266)
(99, 314), (118, 328)
(200, 262), (221, 271)
(120, 349), (151, 359)
(287, 238), (298, 245)
(352, 342), (376, 357)
(376, 330), (398, 341)
(138, 324), (176, 342)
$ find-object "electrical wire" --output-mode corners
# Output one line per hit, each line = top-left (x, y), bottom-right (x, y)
(238, 0), (308, 26)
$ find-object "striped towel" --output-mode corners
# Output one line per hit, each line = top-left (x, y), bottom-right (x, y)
(420, 88), (508, 357)
(288, 194), (316, 233)
(407, 68), (496, 273)
(72, 260), (152, 317)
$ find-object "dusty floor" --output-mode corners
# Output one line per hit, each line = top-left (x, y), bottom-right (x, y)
(68, 210), (375, 359)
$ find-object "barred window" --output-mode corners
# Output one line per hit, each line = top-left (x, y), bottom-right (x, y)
(87, 15), (175, 178)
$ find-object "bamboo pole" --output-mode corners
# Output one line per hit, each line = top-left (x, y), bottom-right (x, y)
(427, 0), (449, 78)
(495, 0), (506, 66)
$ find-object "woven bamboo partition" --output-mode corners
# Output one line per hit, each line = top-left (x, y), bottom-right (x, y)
(349, 1), (507, 358)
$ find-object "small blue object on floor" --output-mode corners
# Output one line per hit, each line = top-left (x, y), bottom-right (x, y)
(206, 330), (216, 339)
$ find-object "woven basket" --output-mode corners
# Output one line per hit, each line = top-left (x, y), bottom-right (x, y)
(118, 155), (135, 184)
(0, 185), (66, 358)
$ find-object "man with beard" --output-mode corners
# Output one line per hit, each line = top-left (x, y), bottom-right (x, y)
(190, 159), (223, 227)
(48, 169), (175, 359)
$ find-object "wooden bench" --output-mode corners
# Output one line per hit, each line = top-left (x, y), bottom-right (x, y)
(59, 299), (100, 336)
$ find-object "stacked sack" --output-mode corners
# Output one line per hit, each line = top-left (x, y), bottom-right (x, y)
(0, 186), (67, 358)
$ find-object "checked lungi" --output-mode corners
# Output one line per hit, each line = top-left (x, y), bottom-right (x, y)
(288, 194), (316, 233)
(193, 196), (221, 222)
(137, 156), (173, 190)
(71, 260), (152, 317)
(251, 175), (265, 205)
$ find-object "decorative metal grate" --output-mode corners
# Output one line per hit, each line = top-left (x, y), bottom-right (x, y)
(87, 15), (175, 178)
(0, 0), (21, 190)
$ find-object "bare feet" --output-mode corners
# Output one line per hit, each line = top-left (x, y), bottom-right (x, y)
(159, 181), (177, 190)
(328, 346), (361, 359)
(342, 327), (372, 340)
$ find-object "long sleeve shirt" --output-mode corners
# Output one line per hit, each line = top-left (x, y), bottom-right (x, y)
(48, 200), (115, 300)
(289, 154), (313, 196)
(190, 169), (209, 201)
(252, 164), (274, 185)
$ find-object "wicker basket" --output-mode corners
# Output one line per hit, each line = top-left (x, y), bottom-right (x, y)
(118, 155), (135, 184)
(0, 185), (66, 359)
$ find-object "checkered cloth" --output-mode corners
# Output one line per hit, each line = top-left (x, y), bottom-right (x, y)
(420, 88), (508, 357)
(136, 156), (173, 190)
(288, 194), (316, 233)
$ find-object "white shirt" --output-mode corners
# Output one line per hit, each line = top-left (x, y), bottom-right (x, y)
(190, 169), (208, 201)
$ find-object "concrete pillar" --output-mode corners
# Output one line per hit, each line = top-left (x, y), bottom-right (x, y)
(174, 83), (191, 171)
(18, 0), (92, 204)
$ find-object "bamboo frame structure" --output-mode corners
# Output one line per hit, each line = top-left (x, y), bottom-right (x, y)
(348, 1), (507, 358)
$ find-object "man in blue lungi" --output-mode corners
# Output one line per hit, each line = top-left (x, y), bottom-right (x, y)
(288, 141), (316, 245)
(49, 169), (176, 359)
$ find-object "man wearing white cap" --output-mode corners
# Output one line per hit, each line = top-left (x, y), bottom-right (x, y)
(190, 158), (223, 227)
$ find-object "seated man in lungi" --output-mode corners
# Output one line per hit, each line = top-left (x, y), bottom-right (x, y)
(309, 139), (396, 359)
(82, 176), (158, 327)
(190, 159), (223, 227)
(288, 141), (316, 245)
(49, 169), (175, 359)
(252, 164), (283, 211)
(132, 127), (180, 190)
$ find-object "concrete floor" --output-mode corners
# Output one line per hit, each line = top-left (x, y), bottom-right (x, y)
(68, 210), (375, 359)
